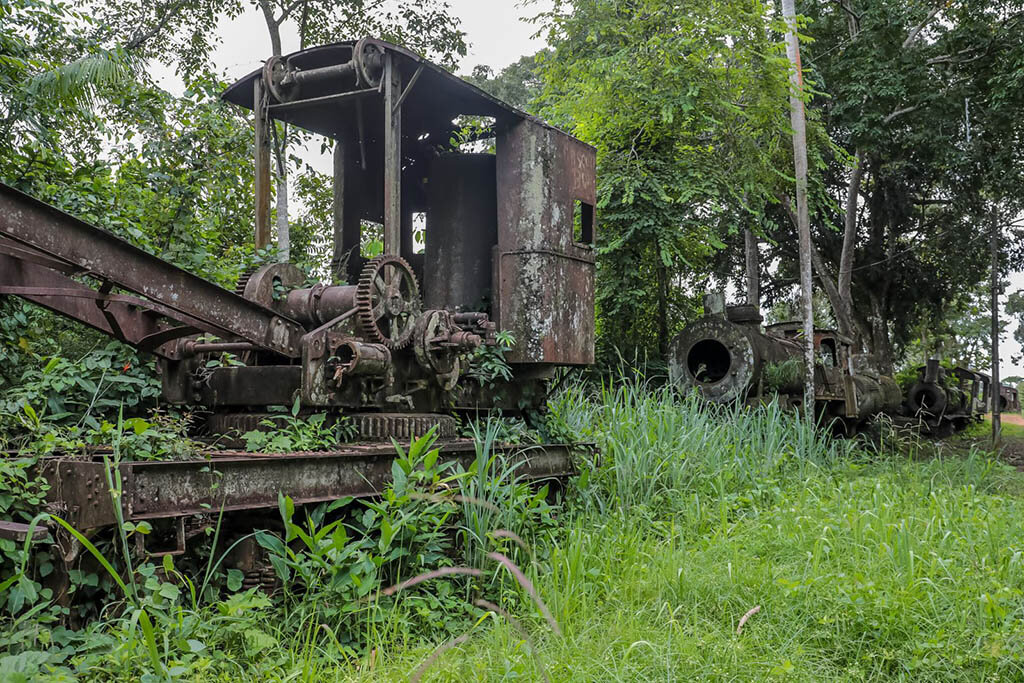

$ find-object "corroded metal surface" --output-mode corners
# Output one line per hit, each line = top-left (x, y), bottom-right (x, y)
(904, 363), (990, 433)
(424, 154), (498, 312)
(999, 384), (1020, 412)
(669, 304), (901, 425)
(0, 184), (305, 357)
(35, 441), (581, 529)
(495, 119), (597, 366)
(205, 412), (458, 441)
(668, 312), (802, 403)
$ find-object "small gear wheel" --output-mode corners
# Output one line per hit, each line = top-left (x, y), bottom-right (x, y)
(356, 255), (421, 349)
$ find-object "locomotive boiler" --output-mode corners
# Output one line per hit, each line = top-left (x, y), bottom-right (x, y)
(668, 295), (901, 430)
(903, 359), (990, 435)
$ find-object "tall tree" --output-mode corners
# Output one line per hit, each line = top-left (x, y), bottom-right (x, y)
(537, 0), (794, 364)
(781, 0), (816, 414)
(764, 0), (1024, 372)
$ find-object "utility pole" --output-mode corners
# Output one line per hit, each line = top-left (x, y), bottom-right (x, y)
(991, 210), (1001, 448)
(781, 0), (816, 419)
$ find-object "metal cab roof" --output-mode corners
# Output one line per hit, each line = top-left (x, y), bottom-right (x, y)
(221, 39), (558, 149)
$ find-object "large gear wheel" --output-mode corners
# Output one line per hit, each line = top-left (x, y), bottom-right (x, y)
(356, 255), (421, 349)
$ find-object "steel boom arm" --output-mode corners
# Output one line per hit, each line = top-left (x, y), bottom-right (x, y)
(0, 183), (303, 358)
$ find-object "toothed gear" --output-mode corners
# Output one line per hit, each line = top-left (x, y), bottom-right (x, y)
(356, 255), (421, 349)
(234, 268), (257, 295)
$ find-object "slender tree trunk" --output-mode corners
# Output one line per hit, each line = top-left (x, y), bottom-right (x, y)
(868, 291), (894, 375)
(991, 209), (1001, 447)
(259, 0), (290, 262)
(782, 0), (816, 418)
(837, 151), (864, 345)
(656, 259), (670, 361)
(744, 228), (759, 307)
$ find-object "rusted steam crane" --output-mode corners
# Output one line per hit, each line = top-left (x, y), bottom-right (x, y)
(0, 39), (596, 557)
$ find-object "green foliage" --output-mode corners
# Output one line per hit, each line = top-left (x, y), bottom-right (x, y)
(466, 52), (548, 112)
(457, 419), (556, 570)
(465, 331), (516, 387)
(7, 384), (1024, 679)
(549, 379), (855, 512)
(760, 0), (1024, 367)
(0, 343), (159, 426)
(253, 427), (546, 651)
(241, 402), (357, 453)
(538, 0), (795, 362)
(761, 358), (804, 394)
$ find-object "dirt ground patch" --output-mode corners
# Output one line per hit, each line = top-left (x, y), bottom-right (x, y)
(997, 412), (1024, 426)
(957, 414), (1024, 469)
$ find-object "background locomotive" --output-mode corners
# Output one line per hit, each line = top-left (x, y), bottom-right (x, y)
(669, 295), (997, 435)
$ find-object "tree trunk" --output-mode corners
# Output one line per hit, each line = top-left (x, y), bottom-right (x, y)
(656, 258), (670, 361)
(259, 0), (290, 262)
(991, 208), (1001, 447)
(781, 0), (816, 418)
(744, 228), (759, 307)
(275, 157), (289, 262)
(836, 151), (864, 346)
(868, 291), (894, 375)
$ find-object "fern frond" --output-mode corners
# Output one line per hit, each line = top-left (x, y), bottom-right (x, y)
(25, 49), (141, 108)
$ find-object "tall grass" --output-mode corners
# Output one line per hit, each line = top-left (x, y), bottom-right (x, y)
(7, 382), (1024, 681)
(361, 387), (1024, 682)
(549, 380), (856, 513)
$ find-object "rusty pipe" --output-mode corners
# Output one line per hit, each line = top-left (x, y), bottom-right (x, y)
(279, 285), (358, 327)
(331, 341), (391, 382)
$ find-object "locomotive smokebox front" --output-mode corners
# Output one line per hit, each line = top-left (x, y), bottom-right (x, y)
(669, 306), (802, 403)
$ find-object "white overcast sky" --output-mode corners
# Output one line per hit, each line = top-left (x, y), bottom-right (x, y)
(154, 0), (552, 90)
(153, 0), (1023, 378)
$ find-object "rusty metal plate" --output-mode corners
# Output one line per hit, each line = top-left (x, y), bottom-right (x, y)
(495, 119), (597, 365)
(30, 441), (581, 529)
(497, 250), (595, 365)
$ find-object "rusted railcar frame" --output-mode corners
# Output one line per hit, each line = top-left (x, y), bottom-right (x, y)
(0, 184), (305, 357)
(36, 441), (582, 530)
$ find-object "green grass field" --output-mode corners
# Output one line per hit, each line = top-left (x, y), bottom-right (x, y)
(6, 386), (1024, 681)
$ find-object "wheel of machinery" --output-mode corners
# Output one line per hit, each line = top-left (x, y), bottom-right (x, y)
(262, 55), (298, 103)
(241, 262), (306, 308)
(356, 255), (421, 349)
(414, 309), (461, 391)
(353, 38), (386, 88)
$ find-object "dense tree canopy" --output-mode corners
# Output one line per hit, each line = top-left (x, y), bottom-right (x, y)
(760, 0), (1024, 371)
(3, 0), (1022, 380)
(536, 0), (795, 364)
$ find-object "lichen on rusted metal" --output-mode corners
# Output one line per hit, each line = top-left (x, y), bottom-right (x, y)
(495, 118), (596, 366)
(668, 305), (902, 424)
